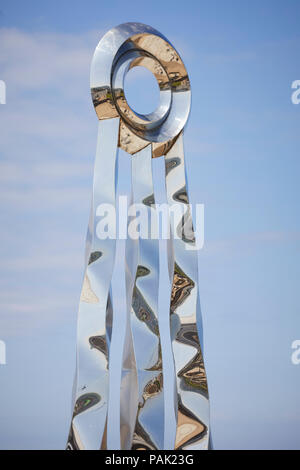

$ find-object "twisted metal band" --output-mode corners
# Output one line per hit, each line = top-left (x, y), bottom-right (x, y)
(165, 135), (209, 450)
(128, 144), (164, 450)
(67, 119), (119, 449)
(120, 195), (138, 450)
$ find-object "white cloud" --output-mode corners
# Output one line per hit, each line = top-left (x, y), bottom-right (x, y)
(199, 231), (300, 260)
(0, 28), (100, 90)
(0, 28), (105, 333)
(0, 28), (103, 213)
(0, 27), (103, 159)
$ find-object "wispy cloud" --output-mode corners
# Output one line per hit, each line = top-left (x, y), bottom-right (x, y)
(0, 28), (106, 334)
(0, 28), (100, 89)
(200, 230), (300, 260)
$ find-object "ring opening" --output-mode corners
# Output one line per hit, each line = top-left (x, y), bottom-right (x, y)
(124, 66), (160, 115)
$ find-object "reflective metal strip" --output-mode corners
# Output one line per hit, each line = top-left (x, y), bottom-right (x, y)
(67, 118), (119, 450)
(125, 144), (164, 450)
(164, 134), (210, 450)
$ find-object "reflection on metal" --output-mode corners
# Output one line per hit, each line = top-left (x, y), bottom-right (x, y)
(67, 119), (119, 450)
(90, 22), (190, 157)
(128, 145), (164, 450)
(68, 22), (210, 450)
(165, 136), (209, 449)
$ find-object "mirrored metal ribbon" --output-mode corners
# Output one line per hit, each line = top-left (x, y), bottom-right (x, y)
(164, 135), (210, 450)
(126, 145), (164, 450)
(67, 119), (119, 450)
(68, 22), (209, 450)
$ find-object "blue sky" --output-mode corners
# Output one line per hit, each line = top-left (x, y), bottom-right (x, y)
(0, 0), (300, 449)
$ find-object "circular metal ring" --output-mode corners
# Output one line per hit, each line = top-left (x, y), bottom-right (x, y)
(90, 23), (191, 156)
(112, 50), (172, 134)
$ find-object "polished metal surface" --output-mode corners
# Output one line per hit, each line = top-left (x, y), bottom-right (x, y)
(120, 194), (138, 450)
(69, 22), (209, 451)
(127, 144), (164, 450)
(164, 135), (210, 450)
(67, 118), (119, 450)
(90, 22), (191, 157)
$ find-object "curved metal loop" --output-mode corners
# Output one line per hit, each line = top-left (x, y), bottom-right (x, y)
(90, 22), (191, 157)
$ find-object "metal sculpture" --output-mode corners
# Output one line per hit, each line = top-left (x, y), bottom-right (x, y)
(67, 22), (210, 451)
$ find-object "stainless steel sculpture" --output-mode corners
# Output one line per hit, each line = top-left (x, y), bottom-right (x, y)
(67, 22), (210, 450)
